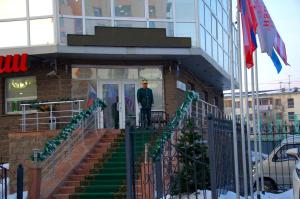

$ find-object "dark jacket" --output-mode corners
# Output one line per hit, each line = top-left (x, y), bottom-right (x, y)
(137, 88), (154, 109)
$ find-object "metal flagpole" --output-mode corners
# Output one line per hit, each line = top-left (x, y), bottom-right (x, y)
(229, 0), (240, 198)
(251, 59), (261, 198)
(244, 62), (254, 199)
(255, 51), (265, 193)
(237, 8), (248, 198)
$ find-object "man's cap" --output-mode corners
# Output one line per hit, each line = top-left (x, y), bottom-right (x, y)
(142, 79), (148, 84)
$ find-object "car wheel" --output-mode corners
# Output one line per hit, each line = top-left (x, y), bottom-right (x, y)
(263, 179), (277, 192)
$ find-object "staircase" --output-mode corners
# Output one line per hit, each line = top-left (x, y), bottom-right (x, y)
(51, 129), (152, 199)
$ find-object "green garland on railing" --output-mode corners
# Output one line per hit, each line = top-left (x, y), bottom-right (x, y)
(31, 98), (106, 162)
(150, 91), (200, 160)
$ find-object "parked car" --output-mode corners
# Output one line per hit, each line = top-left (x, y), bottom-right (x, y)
(286, 148), (300, 199)
(253, 135), (300, 192)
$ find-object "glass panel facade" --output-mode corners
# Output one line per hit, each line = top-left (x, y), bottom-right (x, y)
(204, 5), (211, 33)
(175, 23), (196, 46)
(175, 0), (195, 21)
(0, 0), (26, 19)
(85, 0), (111, 17)
(114, 0), (145, 17)
(97, 69), (138, 80)
(60, 18), (83, 44)
(29, 0), (53, 16)
(149, 21), (174, 36)
(86, 19), (111, 34)
(0, 21), (27, 48)
(148, 0), (173, 19)
(59, 0), (82, 16)
(115, 20), (146, 28)
(30, 18), (55, 45)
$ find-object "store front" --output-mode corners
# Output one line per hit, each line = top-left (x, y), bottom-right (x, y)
(71, 66), (164, 129)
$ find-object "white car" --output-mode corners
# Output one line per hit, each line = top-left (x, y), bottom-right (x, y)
(286, 148), (300, 199)
(253, 135), (300, 192)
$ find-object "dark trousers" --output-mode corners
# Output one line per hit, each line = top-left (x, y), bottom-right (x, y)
(140, 108), (151, 127)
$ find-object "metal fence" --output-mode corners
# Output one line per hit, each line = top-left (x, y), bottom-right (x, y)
(20, 99), (85, 132)
(125, 91), (242, 199)
(0, 163), (8, 199)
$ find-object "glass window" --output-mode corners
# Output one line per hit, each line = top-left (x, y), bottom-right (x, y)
(149, 0), (173, 19)
(59, 18), (83, 44)
(222, 0), (228, 12)
(199, 0), (205, 25)
(212, 16), (217, 38)
(59, 0), (82, 16)
(200, 25), (206, 50)
(204, 5), (211, 33)
(217, 22), (222, 44)
(224, 53), (229, 72)
(139, 68), (162, 80)
(218, 45), (223, 66)
(0, 0), (26, 19)
(175, 23), (196, 46)
(223, 10), (228, 31)
(288, 98), (294, 108)
(149, 21), (174, 36)
(85, 0), (111, 17)
(175, 0), (195, 21)
(29, 0), (53, 16)
(205, 32), (212, 56)
(114, 0), (145, 17)
(217, 1), (222, 22)
(274, 144), (300, 161)
(5, 76), (37, 113)
(205, 0), (211, 6)
(71, 80), (96, 99)
(223, 30), (228, 52)
(72, 68), (97, 80)
(212, 39), (218, 61)
(147, 80), (164, 110)
(211, 0), (217, 14)
(30, 18), (54, 45)
(115, 20), (146, 28)
(0, 21), (28, 48)
(86, 19), (111, 34)
(97, 68), (138, 80)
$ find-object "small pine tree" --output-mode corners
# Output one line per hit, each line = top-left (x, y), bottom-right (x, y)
(171, 119), (210, 194)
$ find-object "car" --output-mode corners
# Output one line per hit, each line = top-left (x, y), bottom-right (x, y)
(253, 135), (300, 192)
(286, 148), (300, 199)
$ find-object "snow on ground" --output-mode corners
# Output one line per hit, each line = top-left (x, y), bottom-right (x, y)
(163, 189), (293, 199)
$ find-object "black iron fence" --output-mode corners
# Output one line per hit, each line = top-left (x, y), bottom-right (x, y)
(0, 162), (8, 199)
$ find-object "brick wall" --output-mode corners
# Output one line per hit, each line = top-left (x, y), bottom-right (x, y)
(8, 131), (59, 193)
(0, 63), (72, 162)
(163, 65), (224, 118)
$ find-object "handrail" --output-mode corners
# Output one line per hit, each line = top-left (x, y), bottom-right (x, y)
(31, 98), (106, 162)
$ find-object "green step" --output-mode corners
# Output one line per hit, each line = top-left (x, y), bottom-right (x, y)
(70, 192), (126, 199)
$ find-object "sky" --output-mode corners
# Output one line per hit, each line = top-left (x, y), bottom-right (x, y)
(234, 0), (300, 91)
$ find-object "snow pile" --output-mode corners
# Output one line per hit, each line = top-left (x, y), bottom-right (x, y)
(162, 190), (211, 199)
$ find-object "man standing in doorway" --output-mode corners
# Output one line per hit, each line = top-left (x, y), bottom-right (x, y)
(137, 79), (153, 128)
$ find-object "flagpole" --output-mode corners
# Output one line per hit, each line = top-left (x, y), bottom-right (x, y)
(244, 62), (254, 199)
(237, 8), (248, 198)
(255, 51), (265, 193)
(229, 0), (240, 198)
(251, 65), (260, 197)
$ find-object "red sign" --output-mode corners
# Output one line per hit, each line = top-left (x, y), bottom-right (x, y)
(0, 53), (28, 74)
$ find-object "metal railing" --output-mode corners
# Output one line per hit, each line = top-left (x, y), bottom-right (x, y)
(20, 100), (85, 132)
(0, 163), (8, 199)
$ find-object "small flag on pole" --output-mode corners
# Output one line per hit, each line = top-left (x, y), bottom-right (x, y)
(86, 82), (97, 107)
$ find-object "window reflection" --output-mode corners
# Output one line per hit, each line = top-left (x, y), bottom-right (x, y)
(114, 0), (145, 17)
(115, 20), (146, 28)
(86, 19), (111, 34)
(205, 5), (211, 33)
(212, 39), (218, 61)
(0, 21), (27, 48)
(205, 32), (212, 56)
(218, 45), (223, 66)
(60, 18), (83, 44)
(0, 0), (26, 19)
(176, 23), (196, 47)
(199, 0), (205, 25)
(175, 0), (195, 21)
(29, 0), (53, 16)
(149, 21), (174, 36)
(200, 25), (206, 50)
(30, 18), (54, 45)
(148, 0), (173, 19)
(59, 0), (82, 16)
(85, 0), (111, 17)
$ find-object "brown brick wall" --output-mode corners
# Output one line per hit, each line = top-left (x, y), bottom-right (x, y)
(0, 63), (72, 162)
(8, 131), (59, 193)
(163, 65), (224, 118)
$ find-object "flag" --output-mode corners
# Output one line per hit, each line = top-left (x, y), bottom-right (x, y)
(86, 82), (97, 107)
(238, 0), (258, 68)
(252, 0), (289, 72)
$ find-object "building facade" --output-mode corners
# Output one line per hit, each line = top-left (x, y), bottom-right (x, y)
(224, 88), (300, 133)
(0, 0), (238, 161)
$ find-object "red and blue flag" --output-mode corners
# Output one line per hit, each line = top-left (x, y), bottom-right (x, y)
(86, 82), (97, 107)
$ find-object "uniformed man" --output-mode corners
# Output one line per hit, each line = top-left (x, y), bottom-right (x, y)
(137, 79), (154, 128)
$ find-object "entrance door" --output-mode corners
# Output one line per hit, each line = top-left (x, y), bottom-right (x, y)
(99, 82), (138, 129)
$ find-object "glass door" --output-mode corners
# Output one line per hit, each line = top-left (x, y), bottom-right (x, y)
(123, 83), (137, 128)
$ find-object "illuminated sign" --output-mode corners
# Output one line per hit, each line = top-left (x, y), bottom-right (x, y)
(0, 53), (28, 74)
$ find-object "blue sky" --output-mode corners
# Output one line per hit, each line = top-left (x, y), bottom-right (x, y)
(233, 0), (300, 91)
